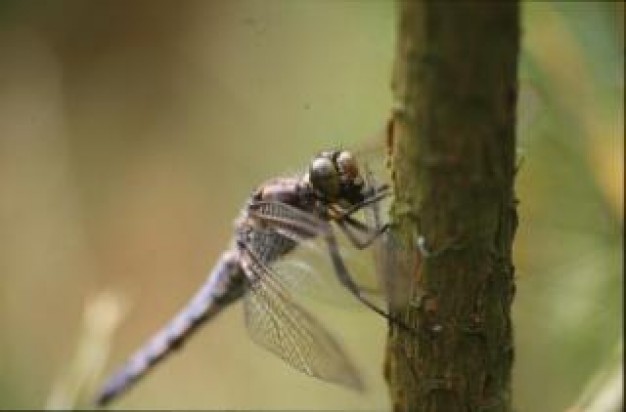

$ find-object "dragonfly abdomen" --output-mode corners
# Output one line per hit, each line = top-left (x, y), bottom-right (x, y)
(96, 250), (246, 406)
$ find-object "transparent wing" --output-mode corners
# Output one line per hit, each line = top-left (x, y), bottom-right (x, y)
(248, 201), (383, 306)
(362, 165), (417, 311)
(362, 163), (386, 228)
(240, 243), (364, 391)
(374, 230), (421, 311)
(272, 231), (382, 307)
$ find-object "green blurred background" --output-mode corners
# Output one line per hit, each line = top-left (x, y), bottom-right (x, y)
(0, 1), (622, 410)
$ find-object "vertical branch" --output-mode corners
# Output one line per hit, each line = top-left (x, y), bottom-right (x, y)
(385, 2), (520, 411)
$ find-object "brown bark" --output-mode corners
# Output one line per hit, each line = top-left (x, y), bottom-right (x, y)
(384, 2), (520, 411)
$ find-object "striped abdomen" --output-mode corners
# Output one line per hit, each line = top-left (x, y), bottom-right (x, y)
(96, 250), (246, 406)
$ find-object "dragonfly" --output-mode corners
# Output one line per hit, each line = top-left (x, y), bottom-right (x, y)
(95, 148), (403, 406)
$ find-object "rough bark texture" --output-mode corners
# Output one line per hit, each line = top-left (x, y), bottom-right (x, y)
(384, 2), (519, 412)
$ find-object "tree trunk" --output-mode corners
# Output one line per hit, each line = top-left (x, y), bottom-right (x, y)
(384, 2), (520, 411)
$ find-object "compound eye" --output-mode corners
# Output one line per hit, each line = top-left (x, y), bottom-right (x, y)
(309, 156), (340, 198)
(336, 151), (359, 180)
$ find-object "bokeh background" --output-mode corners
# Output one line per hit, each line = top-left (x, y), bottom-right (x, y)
(0, 1), (622, 410)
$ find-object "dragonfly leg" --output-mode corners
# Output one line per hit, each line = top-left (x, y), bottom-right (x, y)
(338, 187), (390, 219)
(246, 200), (414, 331)
(362, 182), (390, 199)
(336, 217), (389, 249)
(331, 182), (389, 250)
(323, 229), (416, 334)
(260, 217), (381, 298)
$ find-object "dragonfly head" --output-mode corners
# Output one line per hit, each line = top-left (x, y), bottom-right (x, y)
(307, 150), (365, 205)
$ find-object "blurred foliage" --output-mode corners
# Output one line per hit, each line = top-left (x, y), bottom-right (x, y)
(0, 1), (622, 411)
(45, 291), (126, 410)
(514, 2), (623, 411)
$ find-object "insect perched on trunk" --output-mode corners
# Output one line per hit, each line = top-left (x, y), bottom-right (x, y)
(95, 149), (396, 406)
